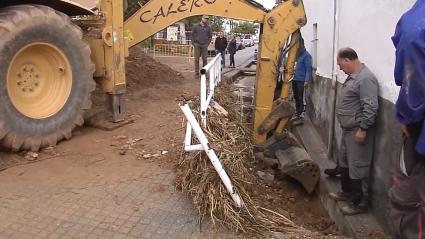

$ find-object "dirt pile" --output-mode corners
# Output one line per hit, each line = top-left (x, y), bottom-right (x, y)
(125, 47), (186, 90)
(87, 46), (188, 123)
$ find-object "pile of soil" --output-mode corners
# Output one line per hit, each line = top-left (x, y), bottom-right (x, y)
(125, 47), (186, 91)
(87, 47), (188, 122)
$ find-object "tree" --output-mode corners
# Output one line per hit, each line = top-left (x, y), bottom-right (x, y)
(231, 21), (258, 34)
(209, 16), (225, 32)
(182, 15), (225, 32)
(125, 0), (150, 14)
(126, 0), (139, 10)
(181, 16), (202, 31)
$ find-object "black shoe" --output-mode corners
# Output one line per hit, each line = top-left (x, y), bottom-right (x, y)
(341, 203), (368, 215)
(292, 118), (304, 126)
(324, 166), (341, 177)
(356, 196), (369, 208)
(291, 114), (300, 121)
(329, 191), (352, 201)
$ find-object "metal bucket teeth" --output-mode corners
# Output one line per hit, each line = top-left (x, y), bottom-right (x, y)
(275, 147), (320, 194)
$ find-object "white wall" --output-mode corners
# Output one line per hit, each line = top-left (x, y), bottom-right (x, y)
(301, 0), (335, 79)
(301, 0), (415, 103)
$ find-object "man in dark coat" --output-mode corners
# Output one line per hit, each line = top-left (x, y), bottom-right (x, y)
(227, 35), (237, 68)
(192, 15), (212, 76)
(214, 31), (228, 67)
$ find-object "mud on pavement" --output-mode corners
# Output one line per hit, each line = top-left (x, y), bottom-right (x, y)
(0, 46), (340, 238)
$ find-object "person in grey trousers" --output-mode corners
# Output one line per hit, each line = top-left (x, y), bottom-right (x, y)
(389, 1), (425, 237)
(191, 15), (212, 76)
(329, 48), (379, 215)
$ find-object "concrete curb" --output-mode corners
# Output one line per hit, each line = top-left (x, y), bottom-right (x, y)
(222, 60), (256, 81)
(293, 117), (388, 238)
(223, 68), (243, 81)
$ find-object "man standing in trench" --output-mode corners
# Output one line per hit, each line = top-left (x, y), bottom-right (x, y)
(389, 0), (425, 237)
(329, 48), (379, 215)
(192, 15), (212, 77)
(292, 38), (312, 123)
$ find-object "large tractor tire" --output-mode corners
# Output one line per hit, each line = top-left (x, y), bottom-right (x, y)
(0, 5), (95, 151)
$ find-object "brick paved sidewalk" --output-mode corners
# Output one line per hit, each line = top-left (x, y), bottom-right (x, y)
(0, 153), (234, 239)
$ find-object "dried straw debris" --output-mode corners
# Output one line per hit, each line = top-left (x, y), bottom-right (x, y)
(175, 84), (309, 236)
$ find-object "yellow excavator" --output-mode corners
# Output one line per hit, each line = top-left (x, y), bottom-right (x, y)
(0, 0), (318, 191)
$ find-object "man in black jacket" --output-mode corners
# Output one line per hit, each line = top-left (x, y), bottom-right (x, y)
(214, 31), (228, 67)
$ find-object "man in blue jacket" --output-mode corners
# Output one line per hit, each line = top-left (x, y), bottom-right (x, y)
(389, 0), (425, 237)
(292, 39), (312, 122)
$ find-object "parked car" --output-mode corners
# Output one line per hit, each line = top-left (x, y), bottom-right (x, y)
(243, 35), (254, 47)
(236, 37), (245, 50)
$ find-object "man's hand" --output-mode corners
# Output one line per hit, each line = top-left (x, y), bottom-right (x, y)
(401, 124), (410, 137)
(355, 128), (367, 144)
(304, 82), (309, 89)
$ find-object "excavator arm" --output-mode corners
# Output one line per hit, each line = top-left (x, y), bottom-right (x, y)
(124, 0), (265, 47)
(122, 0), (306, 144)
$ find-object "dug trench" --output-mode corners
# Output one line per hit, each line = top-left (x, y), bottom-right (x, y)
(0, 46), (339, 237)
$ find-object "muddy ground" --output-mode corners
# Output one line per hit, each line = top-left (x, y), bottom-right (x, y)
(0, 47), (339, 237)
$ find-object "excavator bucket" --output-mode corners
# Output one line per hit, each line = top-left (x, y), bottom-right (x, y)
(257, 101), (295, 135)
(256, 141), (320, 194)
(275, 147), (320, 194)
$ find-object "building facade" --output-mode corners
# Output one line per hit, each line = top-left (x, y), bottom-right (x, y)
(300, 0), (415, 231)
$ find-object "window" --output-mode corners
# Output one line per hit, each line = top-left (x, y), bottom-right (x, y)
(312, 23), (318, 69)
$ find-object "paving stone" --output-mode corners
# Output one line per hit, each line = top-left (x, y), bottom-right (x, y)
(99, 230), (115, 238)
(86, 234), (99, 239)
(46, 232), (61, 239)
(111, 232), (126, 239)
(91, 227), (105, 236)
